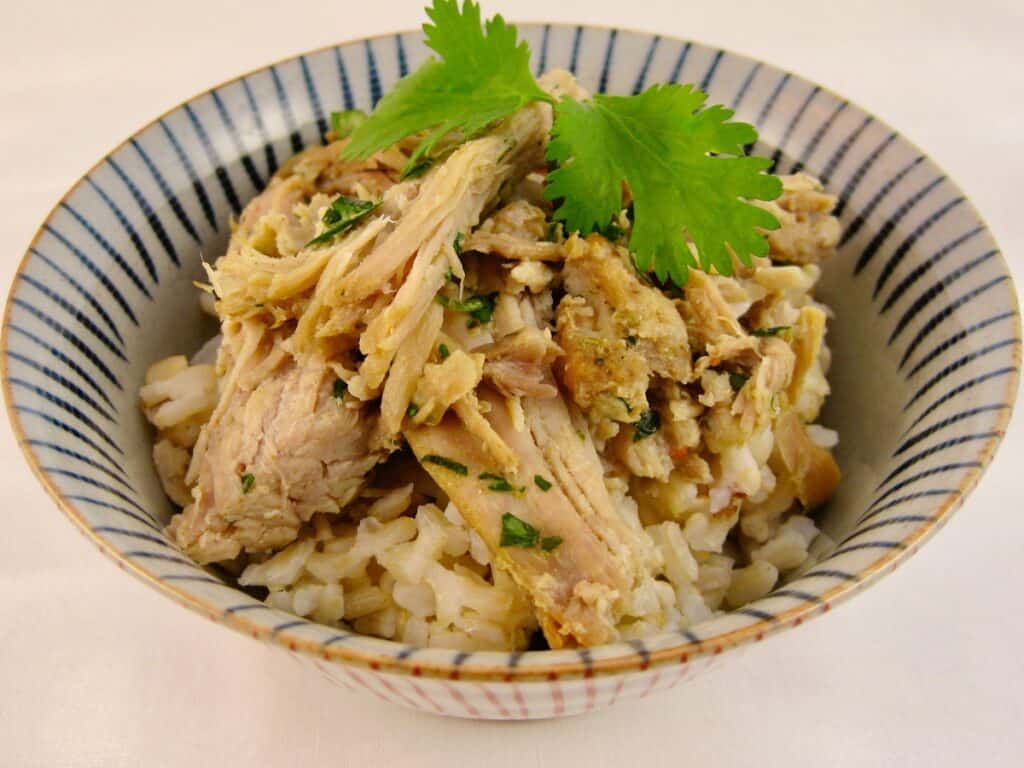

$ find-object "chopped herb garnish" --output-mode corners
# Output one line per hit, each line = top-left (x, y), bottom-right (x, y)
(330, 109), (368, 139)
(423, 454), (469, 475)
(444, 268), (458, 283)
(254, 303), (264, 308)
(546, 221), (561, 242)
(436, 292), (497, 326)
(625, 334), (638, 347)
(540, 536), (563, 552)
(438, 343), (451, 360)
(479, 472), (523, 493)
(240, 473), (255, 493)
(406, 402), (421, 418)
(534, 475), (552, 491)
(500, 512), (540, 548)
(453, 231), (465, 255)
(750, 325), (791, 337)
(616, 396), (634, 415)
(728, 372), (749, 392)
(306, 196), (379, 248)
(333, 378), (348, 398)
(632, 409), (661, 442)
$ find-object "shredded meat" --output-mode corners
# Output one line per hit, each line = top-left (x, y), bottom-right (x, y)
(556, 235), (691, 421)
(172, 352), (382, 564)
(405, 387), (647, 648)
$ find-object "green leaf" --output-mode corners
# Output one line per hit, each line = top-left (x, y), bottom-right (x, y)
(406, 402), (421, 418)
(423, 454), (469, 475)
(545, 84), (782, 285)
(750, 325), (791, 337)
(333, 378), (348, 399)
(240, 473), (255, 493)
(438, 343), (451, 360)
(306, 196), (378, 248)
(331, 109), (367, 139)
(500, 512), (540, 548)
(534, 475), (552, 492)
(632, 409), (661, 442)
(340, 0), (553, 167)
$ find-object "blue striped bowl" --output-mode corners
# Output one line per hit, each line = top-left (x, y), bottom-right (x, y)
(3, 25), (1019, 719)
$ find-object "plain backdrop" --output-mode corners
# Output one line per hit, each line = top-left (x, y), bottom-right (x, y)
(1, 1), (1022, 766)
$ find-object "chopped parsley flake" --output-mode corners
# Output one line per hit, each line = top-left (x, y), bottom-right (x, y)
(438, 343), (451, 360)
(632, 409), (661, 442)
(625, 334), (638, 347)
(534, 475), (552, 491)
(406, 402), (421, 418)
(240, 473), (255, 493)
(750, 325), (791, 337)
(453, 231), (465, 255)
(423, 454), (469, 475)
(541, 536), (563, 552)
(307, 196), (379, 248)
(436, 292), (497, 326)
(479, 472), (523, 493)
(333, 378), (347, 399)
(728, 372), (749, 392)
(500, 512), (540, 548)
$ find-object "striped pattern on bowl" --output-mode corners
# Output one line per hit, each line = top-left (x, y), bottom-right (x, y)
(2, 25), (1019, 719)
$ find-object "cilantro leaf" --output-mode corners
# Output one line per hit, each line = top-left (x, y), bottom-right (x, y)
(545, 84), (782, 284)
(340, 0), (552, 173)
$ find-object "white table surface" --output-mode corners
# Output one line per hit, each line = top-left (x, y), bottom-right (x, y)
(2, 1), (1022, 765)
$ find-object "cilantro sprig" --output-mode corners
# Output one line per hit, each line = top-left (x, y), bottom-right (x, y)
(341, 0), (553, 176)
(338, 0), (782, 285)
(545, 86), (782, 284)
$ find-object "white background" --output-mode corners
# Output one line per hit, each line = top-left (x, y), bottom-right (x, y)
(1, 1), (1022, 765)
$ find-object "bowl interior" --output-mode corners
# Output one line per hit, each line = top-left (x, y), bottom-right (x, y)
(3, 25), (1018, 677)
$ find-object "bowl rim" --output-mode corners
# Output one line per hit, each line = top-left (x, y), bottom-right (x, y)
(3, 21), (1020, 682)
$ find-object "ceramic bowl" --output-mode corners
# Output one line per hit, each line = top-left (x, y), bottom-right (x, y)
(3, 24), (1019, 719)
